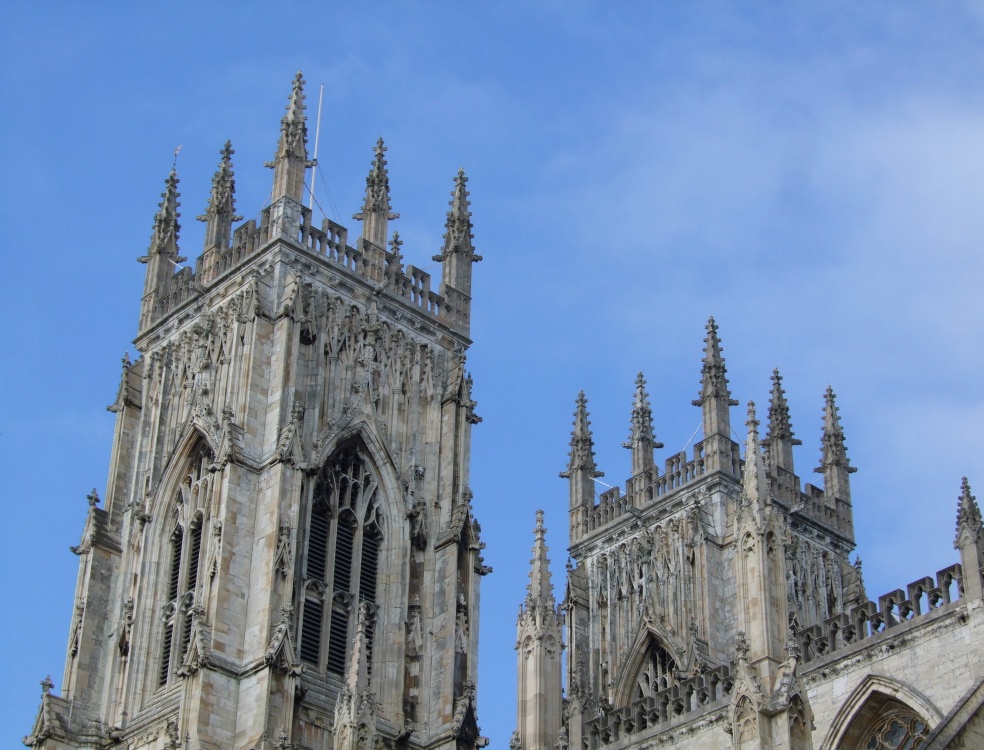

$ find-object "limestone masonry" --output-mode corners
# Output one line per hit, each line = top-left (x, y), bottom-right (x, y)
(24, 73), (984, 750)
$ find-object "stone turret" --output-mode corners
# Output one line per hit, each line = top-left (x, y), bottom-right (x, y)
(137, 169), (185, 329)
(265, 72), (315, 239)
(198, 141), (242, 251)
(623, 372), (662, 475)
(433, 169), (482, 335)
(267, 71), (315, 203)
(954, 478), (984, 600)
(561, 392), (603, 539)
(814, 386), (856, 538)
(353, 137), (399, 248)
(692, 317), (738, 473)
(763, 369), (800, 474)
(514, 510), (563, 750)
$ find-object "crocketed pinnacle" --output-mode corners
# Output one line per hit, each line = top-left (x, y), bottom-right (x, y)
(561, 391), (603, 479)
(433, 168), (481, 263)
(275, 72), (309, 161)
(955, 477), (983, 549)
(198, 141), (242, 248)
(344, 602), (372, 694)
(146, 169), (181, 256)
(623, 372), (663, 473)
(266, 72), (315, 203)
(692, 317), (738, 437)
(353, 138), (400, 247)
(763, 368), (801, 471)
(814, 386), (856, 474)
(742, 401), (767, 511)
(524, 510), (556, 610)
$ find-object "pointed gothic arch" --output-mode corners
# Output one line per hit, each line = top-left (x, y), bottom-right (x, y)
(612, 626), (684, 708)
(150, 435), (216, 689)
(296, 432), (400, 681)
(820, 674), (943, 750)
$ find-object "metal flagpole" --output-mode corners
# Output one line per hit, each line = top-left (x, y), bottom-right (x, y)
(309, 83), (325, 212)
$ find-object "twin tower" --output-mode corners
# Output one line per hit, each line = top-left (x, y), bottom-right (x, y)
(25, 72), (984, 750)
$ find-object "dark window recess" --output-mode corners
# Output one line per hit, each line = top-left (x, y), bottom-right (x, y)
(360, 532), (379, 602)
(187, 523), (202, 593)
(168, 531), (183, 602)
(299, 600), (323, 666)
(159, 624), (173, 686)
(327, 609), (349, 675)
(306, 506), (330, 581)
(333, 521), (355, 591)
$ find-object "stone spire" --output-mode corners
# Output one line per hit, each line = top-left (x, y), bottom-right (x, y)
(334, 602), (377, 750)
(198, 141), (242, 250)
(514, 511), (563, 750)
(524, 510), (556, 611)
(741, 402), (767, 521)
(353, 137), (399, 247)
(955, 478), (984, 600)
(762, 368), (801, 473)
(623, 372), (663, 475)
(433, 168), (482, 297)
(137, 169), (185, 326)
(266, 72), (315, 204)
(814, 386), (856, 504)
(561, 391), (603, 511)
(692, 317), (738, 439)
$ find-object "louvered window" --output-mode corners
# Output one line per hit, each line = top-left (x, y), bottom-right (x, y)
(157, 442), (214, 689)
(298, 443), (384, 678)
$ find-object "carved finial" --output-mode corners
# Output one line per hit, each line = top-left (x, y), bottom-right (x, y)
(141, 169), (183, 261)
(87, 489), (100, 508)
(763, 368), (801, 472)
(387, 231), (405, 278)
(509, 730), (523, 750)
(815, 387), (854, 472)
(623, 372), (662, 473)
(692, 316), (738, 438)
(198, 140), (242, 249)
(353, 137), (400, 247)
(955, 477), (983, 549)
(266, 72), (315, 202)
(121, 352), (131, 369)
(344, 602), (373, 694)
(735, 631), (749, 660)
(561, 391), (603, 480)
(524, 510), (556, 610)
(433, 168), (482, 265)
(742, 402), (767, 515)
(40, 675), (53, 695)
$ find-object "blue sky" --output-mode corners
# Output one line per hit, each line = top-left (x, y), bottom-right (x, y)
(4, 2), (984, 746)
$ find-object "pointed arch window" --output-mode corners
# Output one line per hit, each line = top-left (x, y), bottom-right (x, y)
(633, 641), (678, 701)
(298, 443), (384, 677)
(158, 441), (214, 688)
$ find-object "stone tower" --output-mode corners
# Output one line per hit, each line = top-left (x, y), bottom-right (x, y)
(25, 73), (490, 750)
(518, 318), (984, 750)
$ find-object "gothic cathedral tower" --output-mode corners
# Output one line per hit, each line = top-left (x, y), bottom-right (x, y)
(26, 73), (489, 750)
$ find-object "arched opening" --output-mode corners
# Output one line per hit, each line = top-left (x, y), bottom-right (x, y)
(632, 639), (678, 702)
(838, 696), (929, 749)
(824, 677), (942, 750)
(297, 440), (385, 678)
(157, 439), (214, 688)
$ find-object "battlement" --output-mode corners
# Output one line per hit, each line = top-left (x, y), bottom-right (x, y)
(140, 203), (449, 334)
(574, 440), (741, 541)
(795, 562), (965, 666)
(585, 664), (734, 748)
